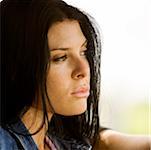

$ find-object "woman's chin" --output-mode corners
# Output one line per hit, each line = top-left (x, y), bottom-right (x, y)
(57, 106), (87, 116)
(71, 109), (87, 116)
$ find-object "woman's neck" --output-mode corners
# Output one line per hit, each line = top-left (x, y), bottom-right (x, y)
(21, 106), (52, 150)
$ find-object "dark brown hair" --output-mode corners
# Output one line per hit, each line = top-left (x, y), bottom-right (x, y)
(1, 0), (101, 146)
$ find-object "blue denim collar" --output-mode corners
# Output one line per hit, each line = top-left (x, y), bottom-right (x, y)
(6, 118), (38, 150)
(5, 118), (92, 150)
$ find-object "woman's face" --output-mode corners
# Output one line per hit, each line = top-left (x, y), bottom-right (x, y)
(46, 20), (90, 116)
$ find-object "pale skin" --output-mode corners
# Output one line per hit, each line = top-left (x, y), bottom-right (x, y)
(95, 130), (151, 150)
(21, 20), (151, 150)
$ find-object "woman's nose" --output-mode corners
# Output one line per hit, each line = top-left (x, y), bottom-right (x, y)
(71, 58), (89, 80)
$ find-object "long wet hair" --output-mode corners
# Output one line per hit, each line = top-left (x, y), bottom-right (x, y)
(1, 0), (101, 146)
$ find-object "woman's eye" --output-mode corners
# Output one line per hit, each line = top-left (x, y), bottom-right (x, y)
(52, 55), (67, 62)
(80, 50), (88, 57)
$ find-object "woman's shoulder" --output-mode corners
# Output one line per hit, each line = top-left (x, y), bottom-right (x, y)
(0, 126), (18, 149)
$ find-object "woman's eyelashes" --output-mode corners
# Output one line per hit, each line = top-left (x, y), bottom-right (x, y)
(52, 54), (67, 62)
(51, 49), (88, 63)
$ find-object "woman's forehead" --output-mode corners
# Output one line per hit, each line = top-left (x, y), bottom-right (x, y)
(47, 20), (87, 50)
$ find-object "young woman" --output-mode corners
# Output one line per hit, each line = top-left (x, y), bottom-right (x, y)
(0, 0), (150, 149)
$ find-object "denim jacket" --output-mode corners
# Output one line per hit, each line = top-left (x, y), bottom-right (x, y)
(0, 120), (38, 150)
(0, 119), (92, 150)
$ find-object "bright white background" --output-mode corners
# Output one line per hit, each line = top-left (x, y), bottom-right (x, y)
(64, 0), (151, 134)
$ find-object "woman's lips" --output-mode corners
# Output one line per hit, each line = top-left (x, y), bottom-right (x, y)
(71, 86), (90, 98)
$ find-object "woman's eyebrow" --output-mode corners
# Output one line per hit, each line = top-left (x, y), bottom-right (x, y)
(50, 47), (69, 51)
(50, 40), (87, 51)
(81, 40), (87, 47)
